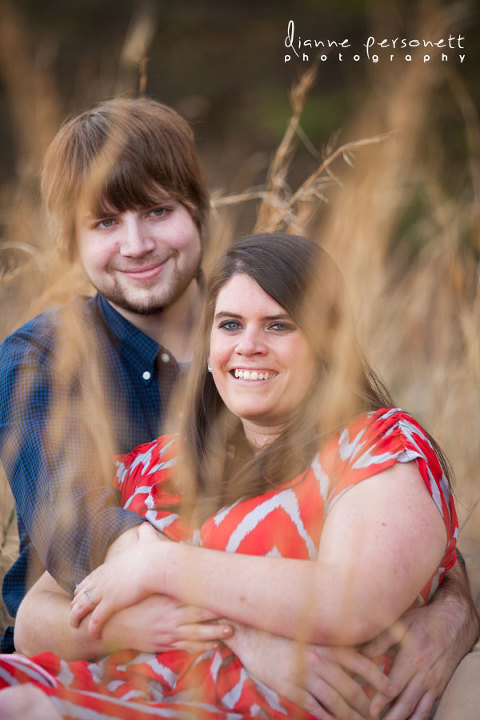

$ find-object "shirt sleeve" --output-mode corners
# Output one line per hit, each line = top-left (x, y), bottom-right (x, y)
(0, 326), (144, 594)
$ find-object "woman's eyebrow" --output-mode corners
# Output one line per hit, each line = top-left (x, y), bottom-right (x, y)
(214, 311), (291, 321)
(214, 311), (243, 320)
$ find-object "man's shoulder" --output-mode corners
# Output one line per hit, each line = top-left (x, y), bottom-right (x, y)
(0, 296), (99, 364)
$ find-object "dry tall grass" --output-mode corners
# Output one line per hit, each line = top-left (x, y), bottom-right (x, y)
(0, 0), (479, 654)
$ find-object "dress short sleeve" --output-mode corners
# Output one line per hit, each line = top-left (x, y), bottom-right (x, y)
(319, 408), (458, 597)
(113, 435), (190, 541)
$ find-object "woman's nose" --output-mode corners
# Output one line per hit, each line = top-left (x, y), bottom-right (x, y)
(235, 328), (267, 355)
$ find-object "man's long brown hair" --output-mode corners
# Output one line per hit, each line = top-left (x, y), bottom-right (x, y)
(41, 97), (209, 260)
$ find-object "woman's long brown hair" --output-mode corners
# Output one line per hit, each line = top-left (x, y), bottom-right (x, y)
(171, 233), (404, 524)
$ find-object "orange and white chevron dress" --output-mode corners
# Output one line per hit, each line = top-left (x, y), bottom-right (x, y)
(0, 408), (458, 719)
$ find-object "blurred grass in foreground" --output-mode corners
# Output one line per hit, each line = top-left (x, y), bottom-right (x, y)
(0, 0), (479, 642)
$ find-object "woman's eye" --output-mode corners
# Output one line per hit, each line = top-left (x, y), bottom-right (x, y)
(268, 321), (295, 332)
(219, 320), (241, 331)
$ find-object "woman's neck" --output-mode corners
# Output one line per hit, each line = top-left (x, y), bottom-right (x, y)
(241, 420), (286, 452)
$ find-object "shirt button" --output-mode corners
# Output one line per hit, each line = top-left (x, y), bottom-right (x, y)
(160, 352), (170, 363)
(142, 371), (151, 381)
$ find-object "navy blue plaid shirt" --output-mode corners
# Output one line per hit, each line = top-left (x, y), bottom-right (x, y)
(0, 294), (181, 652)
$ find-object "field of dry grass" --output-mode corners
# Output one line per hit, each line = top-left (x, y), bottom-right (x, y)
(0, 4), (479, 640)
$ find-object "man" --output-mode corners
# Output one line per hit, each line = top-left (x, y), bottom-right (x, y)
(0, 96), (477, 720)
(0, 97), (209, 652)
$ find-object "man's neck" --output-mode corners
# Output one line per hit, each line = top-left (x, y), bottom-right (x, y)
(110, 279), (201, 362)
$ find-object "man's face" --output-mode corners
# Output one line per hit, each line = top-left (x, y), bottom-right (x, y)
(75, 191), (202, 316)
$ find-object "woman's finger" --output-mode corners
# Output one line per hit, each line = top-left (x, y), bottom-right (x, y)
(87, 599), (120, 639)
(176, 621), (233, 642)
(74, 573), (99, 598)
(70, 588), (97, 628)
(176, 605), (219, 624)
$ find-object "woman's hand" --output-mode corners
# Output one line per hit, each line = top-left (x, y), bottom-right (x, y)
(71, 523), (167, 637)
(102, 595), (233, 654)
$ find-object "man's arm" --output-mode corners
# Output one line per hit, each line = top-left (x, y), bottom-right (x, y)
(0, 327), (144, 595)
(15, 563), (231, 661)
(363, 558), (480, 719)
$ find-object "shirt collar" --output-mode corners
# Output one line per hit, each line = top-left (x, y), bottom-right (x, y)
(95, 294), (164, 374)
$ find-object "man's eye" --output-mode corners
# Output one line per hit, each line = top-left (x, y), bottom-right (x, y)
(94, 218), (115, 230)
(149, 208), (167, 218)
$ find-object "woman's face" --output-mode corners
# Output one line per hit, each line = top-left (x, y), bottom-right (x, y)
(209, 273), (317, 442)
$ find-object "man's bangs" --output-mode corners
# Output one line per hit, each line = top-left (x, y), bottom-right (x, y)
(91, 166), (172, 217)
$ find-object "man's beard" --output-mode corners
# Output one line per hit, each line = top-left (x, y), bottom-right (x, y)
(104, 289), (168, 315)
(99, 258), (201, 316)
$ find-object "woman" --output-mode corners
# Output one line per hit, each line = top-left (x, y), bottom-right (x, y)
(0, 233), (457, 720)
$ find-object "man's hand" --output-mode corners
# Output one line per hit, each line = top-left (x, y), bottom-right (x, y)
(363, 560), (480, 719)
(227, 622), (397, 720)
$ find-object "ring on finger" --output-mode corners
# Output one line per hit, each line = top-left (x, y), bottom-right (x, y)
(83, 587), (95, 605)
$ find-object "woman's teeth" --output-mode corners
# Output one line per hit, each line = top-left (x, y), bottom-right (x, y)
(233, 369), (275, 381)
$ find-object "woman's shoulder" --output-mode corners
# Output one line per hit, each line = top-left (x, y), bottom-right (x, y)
(318, 407), (447, 495)
(333, 407), (437, 463)
(319, 408), (456, 535)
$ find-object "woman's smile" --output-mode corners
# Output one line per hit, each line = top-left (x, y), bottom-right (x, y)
(230, 368), (278, 381)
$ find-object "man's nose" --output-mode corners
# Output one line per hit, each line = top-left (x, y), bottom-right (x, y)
(119, 215), (156, 256)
